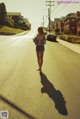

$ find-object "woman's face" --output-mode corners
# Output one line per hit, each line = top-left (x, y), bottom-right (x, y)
(38, 27), (43, 34)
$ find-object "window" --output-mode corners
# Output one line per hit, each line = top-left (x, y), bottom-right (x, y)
(72, 19), (74, 21)
(77, 21), (80, 27)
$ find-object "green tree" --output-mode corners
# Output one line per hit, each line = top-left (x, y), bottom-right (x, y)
(0, 3), (7, 25)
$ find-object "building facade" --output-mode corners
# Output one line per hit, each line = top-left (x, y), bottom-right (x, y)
(76, 17), (80, 36)
(52, 11), (80, 35)
(6, 12), (31, 30)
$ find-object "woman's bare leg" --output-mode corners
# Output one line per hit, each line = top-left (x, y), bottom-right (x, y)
(37, 51), (44, 71)
(40, 51), (44, 71)
(37, 52), (40, 70)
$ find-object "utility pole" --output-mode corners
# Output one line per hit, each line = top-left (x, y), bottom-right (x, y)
(46, 1), (55, 32)
(41, 15), (44, 27)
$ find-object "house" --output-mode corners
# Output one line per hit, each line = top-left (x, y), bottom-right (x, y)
(59, 17), (66, 32)
(64, 13), (77, 35)
(53, 18), (60, 30)
(76, 17), (80, 36)
(6, 12), (31, 30)
(64, 11), (80, 35)
(53, 17), (65, 33)
(51, 11), (80, 35)
(6, 12), (22, 24)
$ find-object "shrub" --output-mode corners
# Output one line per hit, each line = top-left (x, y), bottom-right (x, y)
(4, 18), (14, 27)
(64, 29), (71, 34)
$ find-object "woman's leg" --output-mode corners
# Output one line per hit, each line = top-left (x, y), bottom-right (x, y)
(37, 51), (44, 71)
(40, 51), (44, 70)
(37, 51), (40, 70)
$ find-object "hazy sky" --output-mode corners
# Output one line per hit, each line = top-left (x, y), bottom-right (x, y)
(0, 0), (80, 29)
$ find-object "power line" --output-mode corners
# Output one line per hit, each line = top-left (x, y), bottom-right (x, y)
(51, 4), (60, 13)
(44, 1), (68, 26)
(52, 4), (68, 17)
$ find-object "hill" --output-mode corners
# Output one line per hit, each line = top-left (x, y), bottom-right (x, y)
(0, 26), (25, 35)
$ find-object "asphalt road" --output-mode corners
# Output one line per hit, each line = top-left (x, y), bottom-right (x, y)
(0, 31), (80, 119)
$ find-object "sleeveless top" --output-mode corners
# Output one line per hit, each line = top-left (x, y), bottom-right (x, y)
(33, 34), (46, 46)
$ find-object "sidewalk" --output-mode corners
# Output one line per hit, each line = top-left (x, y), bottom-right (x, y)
(57, 38), (80, 55)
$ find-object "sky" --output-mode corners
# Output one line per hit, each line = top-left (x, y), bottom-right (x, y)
(0, 0), (80, 29)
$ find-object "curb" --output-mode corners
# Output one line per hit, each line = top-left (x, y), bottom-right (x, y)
(57, 38), (80, 55)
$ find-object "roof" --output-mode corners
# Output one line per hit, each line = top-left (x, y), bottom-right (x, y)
(66, 13), (77, 18)
(54, 18), (60, 23)
(7, 12), (21, 16)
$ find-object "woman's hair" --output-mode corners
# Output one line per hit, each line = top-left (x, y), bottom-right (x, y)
(38, 27), (44, 34)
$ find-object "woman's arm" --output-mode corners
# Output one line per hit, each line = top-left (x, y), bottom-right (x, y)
(42, 35), (46, 45)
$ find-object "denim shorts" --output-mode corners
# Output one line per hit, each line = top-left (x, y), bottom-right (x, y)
(36, 45), (44, 52)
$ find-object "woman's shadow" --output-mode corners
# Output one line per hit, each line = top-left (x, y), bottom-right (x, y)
(40, 72), (68, 115)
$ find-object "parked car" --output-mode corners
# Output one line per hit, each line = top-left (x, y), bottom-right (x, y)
(47, 33), (57, 42)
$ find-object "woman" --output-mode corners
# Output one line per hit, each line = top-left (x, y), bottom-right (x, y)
(33, 27), (46, 72)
